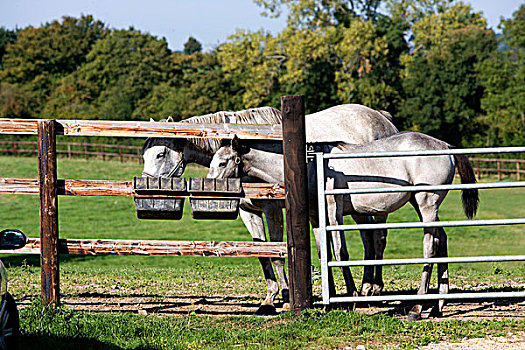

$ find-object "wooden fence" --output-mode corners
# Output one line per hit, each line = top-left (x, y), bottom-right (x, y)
(0, 97), (312, 314)
(0, 140), (143, 163)
(470, 157), (525, 181)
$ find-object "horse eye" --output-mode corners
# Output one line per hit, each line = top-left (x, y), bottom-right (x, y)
(219, 162), (227, 167)
(156, 151), (166, 159)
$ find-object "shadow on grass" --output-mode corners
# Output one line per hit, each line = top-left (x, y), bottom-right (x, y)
(60, 293), (264, 316)
(0, 254), (99, 267)
(323, 287), (525, 319)
(19, 334), (145, 350)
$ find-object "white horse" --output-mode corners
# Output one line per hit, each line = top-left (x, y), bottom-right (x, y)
(207, 132), (479, 320)
(141, 104), (398, 314)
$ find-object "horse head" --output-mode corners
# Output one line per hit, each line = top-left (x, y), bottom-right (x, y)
(141, 117), (187, 178)
(207, 136), (243, 179)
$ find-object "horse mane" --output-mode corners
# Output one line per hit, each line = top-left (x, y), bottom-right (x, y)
(142, 107), (283, 155)
(378, 110), (393, 121)
(180, 107), (282, 125)
(181, 107), (282, 154)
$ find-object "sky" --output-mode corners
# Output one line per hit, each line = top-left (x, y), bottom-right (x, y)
(1, 0), (523, 52)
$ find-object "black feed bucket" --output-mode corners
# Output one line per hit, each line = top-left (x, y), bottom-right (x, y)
(133, 176), (186, 220)
(189, 178), (241, 220)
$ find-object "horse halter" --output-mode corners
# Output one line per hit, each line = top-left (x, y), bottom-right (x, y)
(142, 158), (186, 178)
(232, 156), (242, 178)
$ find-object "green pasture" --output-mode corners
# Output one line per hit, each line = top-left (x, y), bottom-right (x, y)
(0, 155), (524, 349)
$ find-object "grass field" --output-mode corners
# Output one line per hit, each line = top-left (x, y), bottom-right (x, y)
(0, 155), (524, 349)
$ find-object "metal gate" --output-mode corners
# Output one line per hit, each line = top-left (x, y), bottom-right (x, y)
(314, 146), (525, 305)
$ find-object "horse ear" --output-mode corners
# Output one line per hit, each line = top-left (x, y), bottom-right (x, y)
(166, 116), (174, 122)
(149, 118), (155, 122)
(220, 138), (231, 147)
(231, 135), (240, 151)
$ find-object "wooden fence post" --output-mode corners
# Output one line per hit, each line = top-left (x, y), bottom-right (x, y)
(119, 147), (123, 163)
(38, 120), (60, 305)
(281, 95), (312, 314)
(517, 161), (520, 182)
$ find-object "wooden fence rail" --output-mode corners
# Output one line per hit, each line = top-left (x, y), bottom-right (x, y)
(0, 119), (282, 139)
(470, 157), (525, 181)
(0, 178), (285, 199)
(5, 238), (288, 258)
(0, 140), (143, 163)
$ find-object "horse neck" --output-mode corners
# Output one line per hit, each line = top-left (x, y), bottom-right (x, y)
(183, 146), (212, 167)
(242, 148), (284, 184)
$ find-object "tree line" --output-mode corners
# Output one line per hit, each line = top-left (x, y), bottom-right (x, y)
(0, 0), (523, 147)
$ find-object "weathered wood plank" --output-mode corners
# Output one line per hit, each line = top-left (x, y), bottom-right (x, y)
(0, 178), (285, 199)
(0, 178), (39, 194)
(10, 238), (288, 258)
(282, 95), (312, 313)
(38, 120), (60, 305)
(0, 119), (282, 140)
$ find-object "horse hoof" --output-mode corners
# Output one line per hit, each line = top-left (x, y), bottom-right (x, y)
(282, 302), (291, 311)
(360, 283), (373, 296)
(371, 284), (383, 296)
(430, 306), (443, 318)
(255, 304), (278, 316)
(407, 311), (421, 321)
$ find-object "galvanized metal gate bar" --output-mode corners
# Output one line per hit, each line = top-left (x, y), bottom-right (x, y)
(325, 181), (525, 195)
(323, 146), (525, 159)
(328, 255), (525, 267)
(327, 218), (525, 231)
(315, 147), (525, 305)
(330, 291), (525, 304)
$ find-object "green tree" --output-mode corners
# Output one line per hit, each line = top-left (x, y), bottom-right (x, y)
(0, 83), (35, 118)
(218, 1), (408, 113)
(0, 15), (106, 117)
(477, 4), (525, 147)
(254, 0), (384, 26)
(134, 52), (243, 120)
(399, 3), (496, 146)
(217, 30), (282, 108)
(0, 27), (16, 66)
(183, 36), (202, 55)
(48, 28), (172, 120)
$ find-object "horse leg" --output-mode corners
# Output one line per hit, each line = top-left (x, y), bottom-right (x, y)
(435, 226), (449, 315)
(262, 201), (289, 311)
(353, 215), (375, 296)
(407, 227), (436, 320)
(327, 192), (357, 296)
(408, 193), (447, 320)
(239, 208), (278, 315)
(372, 215), (388, 296)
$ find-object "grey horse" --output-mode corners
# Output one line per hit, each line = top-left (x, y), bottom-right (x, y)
(207, 132), (479, 320)
(141, 104), (398, 314)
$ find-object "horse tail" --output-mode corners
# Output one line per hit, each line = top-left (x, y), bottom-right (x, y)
(453, 154), (479, 219)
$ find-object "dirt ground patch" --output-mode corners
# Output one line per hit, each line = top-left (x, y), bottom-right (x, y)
(17, 293), (525, 320)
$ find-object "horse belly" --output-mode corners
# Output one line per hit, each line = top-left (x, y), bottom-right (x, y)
(344, 191), (410, 216)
